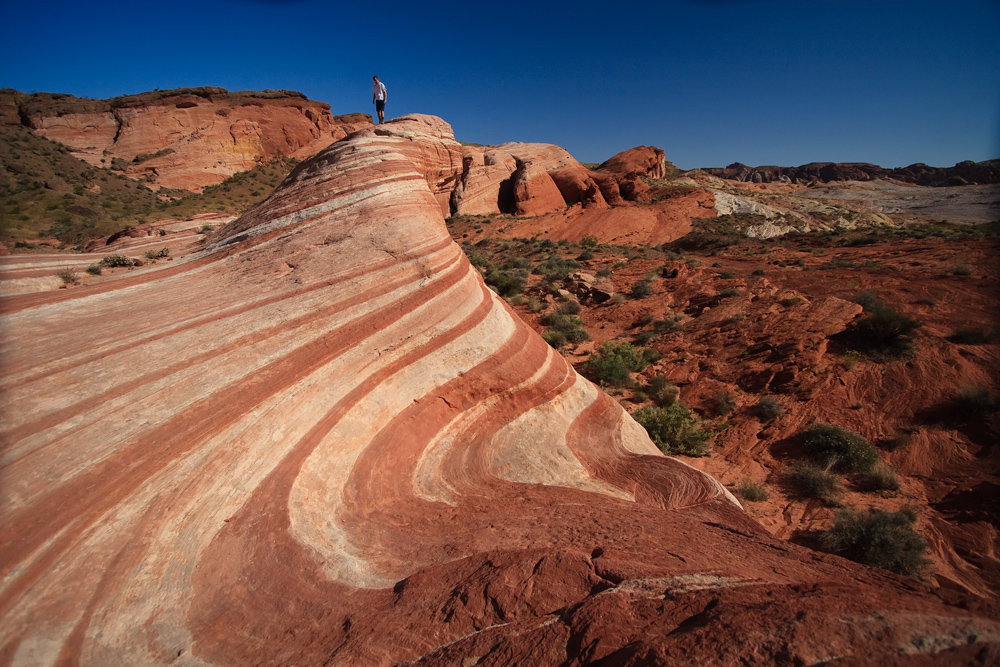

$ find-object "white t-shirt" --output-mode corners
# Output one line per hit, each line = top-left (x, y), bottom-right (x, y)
(372, 81), (386, 101)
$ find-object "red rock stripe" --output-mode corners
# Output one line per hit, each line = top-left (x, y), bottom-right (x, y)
(187, 280), (496, 665)
(0, 246), (461, 452)
(0, 254), (474, 607)
(0, 236), (454, 388)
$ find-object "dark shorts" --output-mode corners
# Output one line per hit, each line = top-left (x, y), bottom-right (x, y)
(375, 100), (385, 112)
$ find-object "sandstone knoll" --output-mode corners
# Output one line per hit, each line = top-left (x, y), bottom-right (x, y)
(0, 87), (372, 191)
(2, 115), (999, 665)
(704, 159), (1000, 186)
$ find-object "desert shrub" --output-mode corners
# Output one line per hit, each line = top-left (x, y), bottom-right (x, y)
(720, 271), (735, 279)
(734, 479), (769, 502)
(752, 269), (766, 276)
(99, 254), (135, 268)
(580, 235), (599, 248)
(144, 247), (169, 260)
(540, 313), (589, 347)
(947, 263), (972, 276)
(953, 385), (997, 419)
(712, 262), (722, 268)
(631, 390), (648, 403)
(718, 288), (740, 298)
(200, 225), (214, 233)
(780, 296), (803, 307)
(85, 264), (102, 275)
(756, 396), (785, 421)
(858, 464), (901, 492)
(647, 376), (678, 406)
(485, 268), (527, 297)
(948, 327), (999, 345)
(843, 350), (862, 370)
(819, 508), (928, 576)
(596, 268), (612, 278)
(715, 390), (737, 416)
(533, 256), (580, 282)
(654, 313), (684, 334)
(800, 423), (878, 472)
(784, 461), (841, 504)
(610, 293), (627, 305)
(577, 249), (594, 261)
(628, 281), (653, 299)
(844, 297), (921, 361)
(634, 330), (656, 345)
(584, 341), (654, 387)
(557, 300), (581, 316)
(633, 403), (710, 456)
(56, 270), (78, 284)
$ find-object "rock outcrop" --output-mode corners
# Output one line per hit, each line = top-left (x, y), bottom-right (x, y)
(704, 159), (1000, 186)
(0, 87), (373, 191)
(2, 114), (998, 666)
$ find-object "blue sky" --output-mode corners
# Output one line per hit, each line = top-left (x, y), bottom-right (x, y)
(3, 0), (998, 169)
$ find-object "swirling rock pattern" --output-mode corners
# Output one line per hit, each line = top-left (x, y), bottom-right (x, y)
(1, 115), (997, 666)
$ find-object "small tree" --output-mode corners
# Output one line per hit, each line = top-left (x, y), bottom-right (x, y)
(800, 423), (878, 472)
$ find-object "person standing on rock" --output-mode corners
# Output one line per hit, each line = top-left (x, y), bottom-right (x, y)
(372, 75), (387, 124)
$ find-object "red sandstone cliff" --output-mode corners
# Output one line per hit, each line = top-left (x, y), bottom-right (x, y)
(1, 114), (998, 665)
(0, 87), (373, 191)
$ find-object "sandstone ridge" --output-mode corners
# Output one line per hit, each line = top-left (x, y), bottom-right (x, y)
(0, 87), (373, 191)
(1, 114), (998, 665)
(704, 159), (1000, 186)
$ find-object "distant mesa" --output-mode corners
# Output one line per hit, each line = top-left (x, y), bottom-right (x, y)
(704, 159), (1000, 186)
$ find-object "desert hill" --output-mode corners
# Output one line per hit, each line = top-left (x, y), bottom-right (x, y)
(1, 114), (998, 665)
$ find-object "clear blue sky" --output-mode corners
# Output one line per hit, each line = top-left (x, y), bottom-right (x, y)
(3, 0), (998, 169)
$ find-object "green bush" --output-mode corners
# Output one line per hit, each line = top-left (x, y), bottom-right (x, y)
(718, 288), (740, 298)
(784, 461), (841, 504)
(584, 341), (655, 388)
(557, 300), (581, 316)
(755, 396), (785, 421)
(720, 271), (735, 279)
(633, 403), (710, 456)
(734, 479), (769, 502)
(85, 264), (102, 275)
(800, 423), (878, 472)
(819, 508), (928, 576)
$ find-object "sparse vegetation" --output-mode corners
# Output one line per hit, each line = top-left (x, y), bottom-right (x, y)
(633, 403), (710, 456)
(784, 461), (841, 504)
(628, 280), (653, 299)
(584, 341), (658, 388)
(800, 422), (878, 473)
(734, 479), (769, 502)
(857, 464), (901, 492)
(842, 294), (921, 361)
(715, 390), (736, 416)
(646, 376), (679, 406)
(56, 270), (78, 284)
(843, 350), (862, 370)
(819, 507), (928, 577)
(540, 312), (589, 349)
(755, 396), (785, 421)
(99, 254), (135, 268)
(948, 327), (999, 345)
(953, 385), (997, 419)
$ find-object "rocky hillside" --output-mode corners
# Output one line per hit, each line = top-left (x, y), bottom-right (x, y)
(0, 87), (372, 191)
(2, 114), (997, 665)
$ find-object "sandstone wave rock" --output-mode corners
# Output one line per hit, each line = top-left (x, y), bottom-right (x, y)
(2, 114), (998, 665)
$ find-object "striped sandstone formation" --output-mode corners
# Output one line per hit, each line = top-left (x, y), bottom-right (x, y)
(1, 115), (998, 666)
